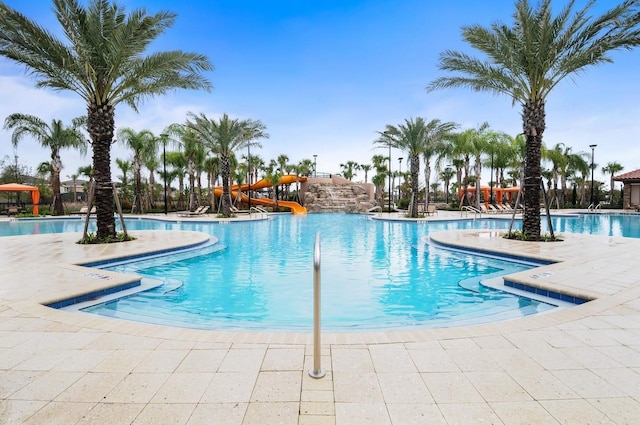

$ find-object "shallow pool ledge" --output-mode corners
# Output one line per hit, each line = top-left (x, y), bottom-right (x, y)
(0, 230), (211, 305)
(429, 229), (640, 301)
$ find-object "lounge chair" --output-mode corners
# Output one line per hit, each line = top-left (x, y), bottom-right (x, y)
(177, 205), (209, 217)
(71, 206), (96, 215)
(7, 206), (18, 216)
(425, 204), (437, 216)
(230, 206), (248, 214)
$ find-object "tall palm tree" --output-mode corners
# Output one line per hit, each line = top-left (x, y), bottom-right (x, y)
(297, 159), (315, 177)
(186, 113), (268, 217)
(277, 154), (290, 198)
(360, 164), (372, 183)
(339, 161), (360, 181)
(3, 113), (86, 215)
(166, 123), (206, 212)
(468, 123), (491, 210)
(602, 161), (624, 203)
(439, 167), (455, 204)
(203, 156), (219, 208)
(444, 129), (475, 208)
(371, 154), (388, 207)
(428, 0), (640, 240)
(117, 128), (156, 214)
(165, 151), (187, 210)
(77, 165), (94, 201)
(421, 119), (458, 207)
(375, 117), (455, 217)
(115, 158), (132, 205)
(542, 142), (567, 208)
(0, 0), (212, 241)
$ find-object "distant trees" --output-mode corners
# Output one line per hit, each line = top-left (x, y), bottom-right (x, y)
(3, 113), (86, 215)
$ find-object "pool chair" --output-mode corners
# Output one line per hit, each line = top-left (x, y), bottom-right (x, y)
(230, 206), (247, 214)
(177, 205), (209, 217)
(425, 204), (437, 216)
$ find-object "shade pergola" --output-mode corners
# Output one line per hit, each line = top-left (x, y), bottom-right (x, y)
(459, 186), (520, 207)
(0, 183), (40, 214)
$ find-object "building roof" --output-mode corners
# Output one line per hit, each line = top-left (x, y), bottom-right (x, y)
(613, 169), (640, 182)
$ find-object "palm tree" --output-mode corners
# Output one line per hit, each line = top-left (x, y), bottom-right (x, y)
(339, 161), (360, 181)
(428, 0), (640, 240)
(444, 129), (475, 208)
(602, 162), (624, 203)
(439, 167), (455, 204)
(115, 158), (132, 205)
(277, 154), (290, 198)
(421, 119), (458, 207)
(203, 156), (219, 208)
(297, 159), (315, 177)
(35, 161), (53, 203)
(3, 113), (86, 215)
(166, 123), (206, 212)
(165, 151), (187, 210)
(77, 165), (94, 201)
(186, 113), (268, 217)
(375, 117), (455, 217)
(0, 0), (212, 241)
(371, 154), (388, 207)
(543, 143), (567, 208)
(117, 128), (156, 214)
(360, 164), (372, 183)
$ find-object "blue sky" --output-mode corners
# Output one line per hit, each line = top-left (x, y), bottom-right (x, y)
(1, 0), (638, 188)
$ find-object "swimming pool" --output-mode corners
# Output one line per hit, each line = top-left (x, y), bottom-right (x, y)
(73, 215), (554, 330)
(3, 213), (637, 331)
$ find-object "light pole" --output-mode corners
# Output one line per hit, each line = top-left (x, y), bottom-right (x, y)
(313, 154), (317, 177)
(589, 144), (597, 206)
(489, 145), (494, 203)
(388, 145), (392, 214)
(161, 134), (168, 215)
(247, 143), (251, 211)
(397, 157), (403, 202)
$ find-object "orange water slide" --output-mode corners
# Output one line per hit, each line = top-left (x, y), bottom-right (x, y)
(214, 175), (308, 214)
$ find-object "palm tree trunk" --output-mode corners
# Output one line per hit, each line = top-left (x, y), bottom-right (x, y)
(221, 155), (231, 216)
(410, 154), (419, 217)
(474, 155), (482, 210)
(88, 102), (116, 240)
(188, 158), (196, 211)
(522, 99), (544, 240)
(51, 150), (64, 215)
(134, 156), (142, 214)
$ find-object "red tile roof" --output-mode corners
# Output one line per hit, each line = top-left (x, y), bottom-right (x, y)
(613, 169), (640, 181)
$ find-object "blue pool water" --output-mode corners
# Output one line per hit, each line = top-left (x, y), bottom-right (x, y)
(3, 213), (637, 330)
(82, 215), (551, 330)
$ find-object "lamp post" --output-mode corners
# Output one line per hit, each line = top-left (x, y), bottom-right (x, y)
(247, 143), (251, 211)
(388, 145), (392, 214)
(313, 154), (317, 178)
(398, 157), (403, 203)
(589, 144), (597, 206)
(489, 146), (494, 203)
(161, 134), (168, 215)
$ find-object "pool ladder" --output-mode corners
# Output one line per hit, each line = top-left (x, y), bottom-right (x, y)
(309, 232), (325, 379)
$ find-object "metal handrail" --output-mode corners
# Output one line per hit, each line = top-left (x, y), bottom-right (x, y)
(587, 203), (602, 213)
(309, 232), (325, 379)
(461, 205), (481, 219)
(249, 206), (269, 218)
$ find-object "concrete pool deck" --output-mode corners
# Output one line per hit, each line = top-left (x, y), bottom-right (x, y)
(1, 211), (639, 424)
